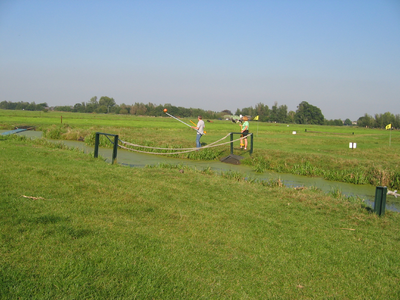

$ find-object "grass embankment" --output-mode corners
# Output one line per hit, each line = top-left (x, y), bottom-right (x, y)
(1, 135), (400, 298)
(1, 109), (399, 188)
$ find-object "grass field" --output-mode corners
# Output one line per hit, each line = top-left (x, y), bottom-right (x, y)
(1, 109), (399, 188)
(1, 134), (400, 299)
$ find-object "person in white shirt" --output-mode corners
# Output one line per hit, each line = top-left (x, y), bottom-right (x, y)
(191, 115), (205, 148)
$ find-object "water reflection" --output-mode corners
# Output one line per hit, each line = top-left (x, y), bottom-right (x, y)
(4, 130), (399, 212)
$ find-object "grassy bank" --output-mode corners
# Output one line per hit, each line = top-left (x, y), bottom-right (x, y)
(1, 109), (399, 188)
(1, 135), (400, 298)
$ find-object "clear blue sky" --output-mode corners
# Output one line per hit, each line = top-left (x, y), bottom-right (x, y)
(1, 0), (399, 120)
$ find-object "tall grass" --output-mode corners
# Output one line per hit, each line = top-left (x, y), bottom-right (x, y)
(248, 153), (400, 188)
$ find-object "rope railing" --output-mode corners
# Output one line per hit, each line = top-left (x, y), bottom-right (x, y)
(120, 133), (230, 150)
(97, 135), (227, 150)
(118, 133), (252, 155)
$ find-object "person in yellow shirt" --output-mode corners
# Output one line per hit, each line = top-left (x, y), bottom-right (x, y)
(240, 116), (249, 150)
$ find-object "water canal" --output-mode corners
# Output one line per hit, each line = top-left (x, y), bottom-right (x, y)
(4, 130), (399, 213)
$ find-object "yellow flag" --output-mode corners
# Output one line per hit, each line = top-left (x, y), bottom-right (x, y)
(253, 115), (259, 121)
(386, 124), (392, 130)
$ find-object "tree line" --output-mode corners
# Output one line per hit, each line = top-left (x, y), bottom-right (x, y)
(1, 97), (398, 129)
(235, 101), (325, 125)
(0, 101), (48, 112)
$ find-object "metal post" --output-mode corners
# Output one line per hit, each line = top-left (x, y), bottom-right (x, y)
(94, 132), (100, 158)
(374, 186), (387, 216)
(250, 133), (253, 155)
(94, 132), (119, 164)
(230, 133), (234, 154)
(112, 135), (119, 164)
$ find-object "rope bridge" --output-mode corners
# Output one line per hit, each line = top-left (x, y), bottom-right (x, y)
(94, 132), (253, 163)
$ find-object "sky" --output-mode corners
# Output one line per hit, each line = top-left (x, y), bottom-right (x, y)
(1, 0), (399, 120)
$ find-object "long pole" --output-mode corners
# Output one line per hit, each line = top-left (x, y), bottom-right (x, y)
(165, 112), (200, 133)
(165, 112), (192, 128)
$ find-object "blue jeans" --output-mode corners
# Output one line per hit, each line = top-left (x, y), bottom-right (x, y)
(196, 134), (202, 148)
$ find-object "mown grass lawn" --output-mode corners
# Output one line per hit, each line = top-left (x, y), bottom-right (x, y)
(1, 135), (400, 299)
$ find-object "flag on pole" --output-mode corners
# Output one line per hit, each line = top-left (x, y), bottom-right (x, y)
(386, 124), (392, 130)
(253, 115), (259, 136)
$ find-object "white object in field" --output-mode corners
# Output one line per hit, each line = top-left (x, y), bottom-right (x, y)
(349, 142), (357, 149)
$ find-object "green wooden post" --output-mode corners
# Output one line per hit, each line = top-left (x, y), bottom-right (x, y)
(112, 135), (119, 164)
(94, 132), (118, 164)
(94, 132), (100, 158)
(374, 186), (387, 216)
(230, 133), (234, 154)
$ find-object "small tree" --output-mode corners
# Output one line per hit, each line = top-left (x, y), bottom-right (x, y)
(344, 119), (352, 126)
(222, 109), (233, 115)
(97, 105), (108, 114)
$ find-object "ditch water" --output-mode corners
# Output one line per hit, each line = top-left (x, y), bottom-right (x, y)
(4, 130), (399, 213)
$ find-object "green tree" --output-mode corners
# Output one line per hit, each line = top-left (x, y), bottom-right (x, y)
(294, 101), (324, 125)
(36, 102), (48, 110)
(73, 102), (86, 113)
(375, 112), (395, 129)
(26, 102), (36, 111)
(222, 109), (233, 116)
(270, 102), (278, 122)
(344, 119), (352, 126)
(86, 96), (98, 113)
(119, 108), (128, 114)
(90, 96), (98, 105)
(357, 113), (375, 128)
(0, 101), (17, 110)
(333, 119), (344, 126)
(15, 102), (29, 110)
(54, 106), (72, 112)
(156, 105), (166, 116)
(394, 115), (400, 129)
(99, 96), (116, 113)
(254, 102), (270, 122)
(277, 104), (288, 123)
(287, 111), (295, 123)
(240, 107), (254, 117)
(97, 105), (108, 114)
(130, 102), (147, 115)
